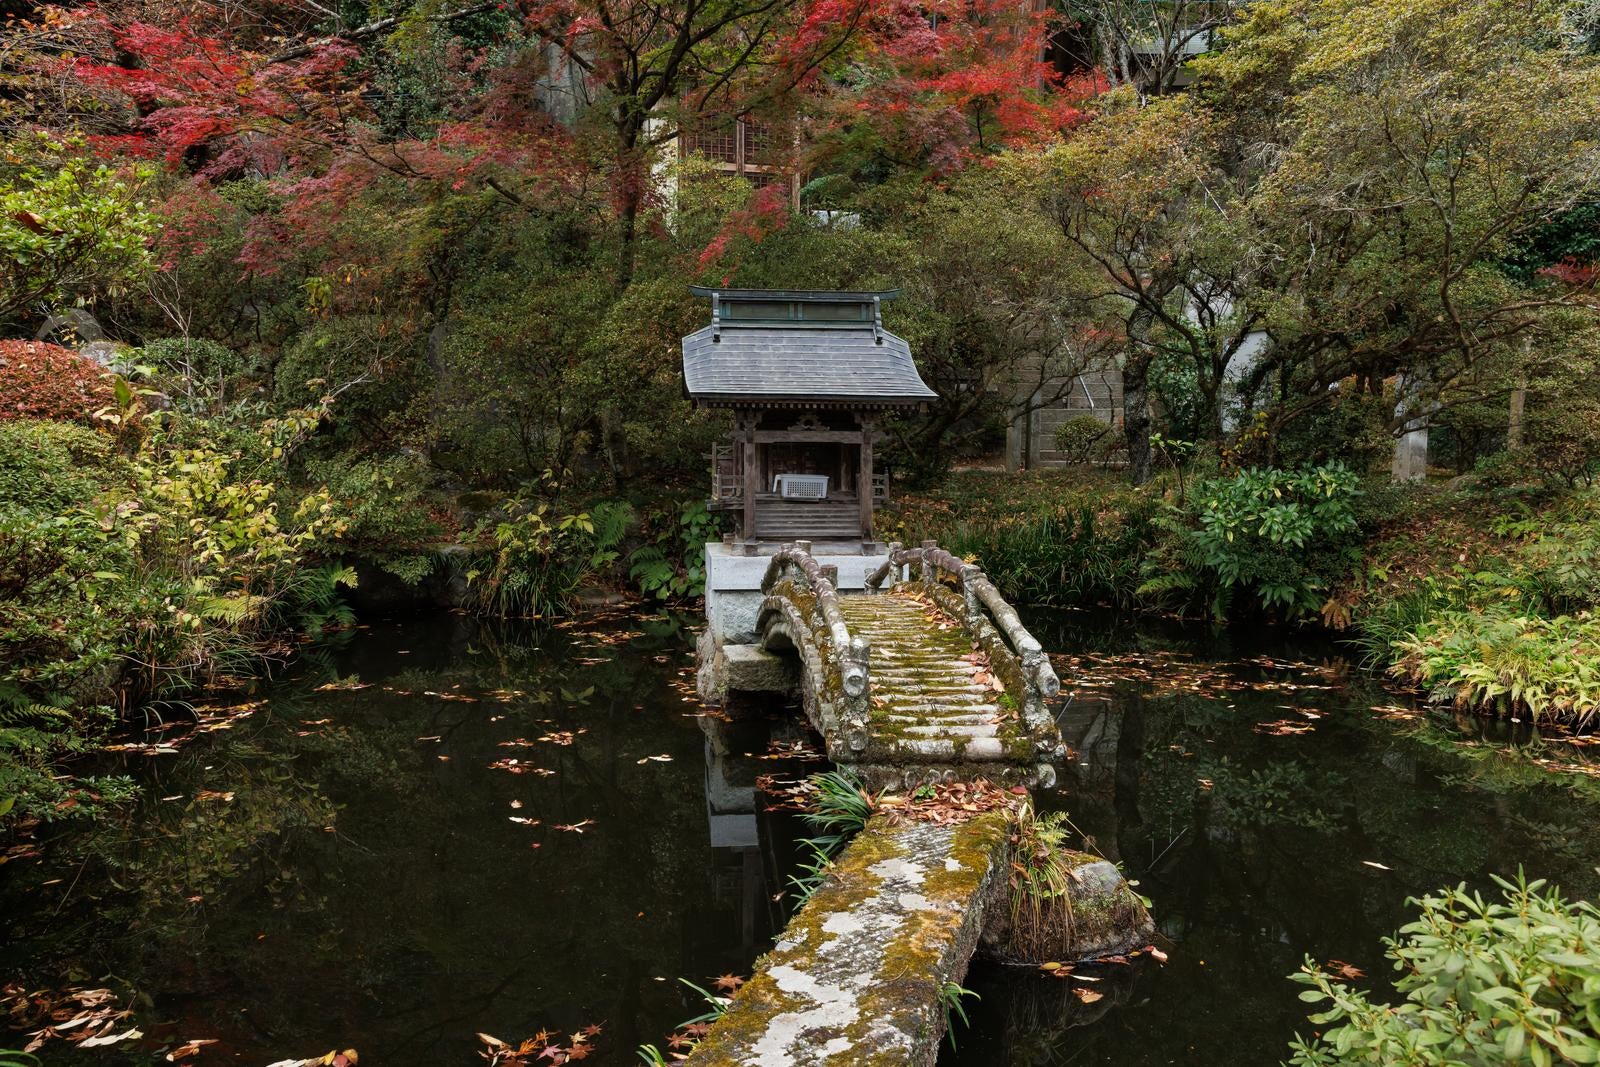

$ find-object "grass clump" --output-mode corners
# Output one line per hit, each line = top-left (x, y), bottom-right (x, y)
(1003, 798), (1080, 961)
(788, 770), (876, 905)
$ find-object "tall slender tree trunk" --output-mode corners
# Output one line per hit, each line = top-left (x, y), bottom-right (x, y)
(612, 119), (650, 289)
(1508, 374), (1527, 450)
(1123, 307), (1156, 483)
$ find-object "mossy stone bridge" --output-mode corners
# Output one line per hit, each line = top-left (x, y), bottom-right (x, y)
(710, 539), (1066, 790)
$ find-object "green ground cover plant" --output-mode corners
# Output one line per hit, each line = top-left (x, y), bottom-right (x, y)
(1288, 873), (1600, 1066)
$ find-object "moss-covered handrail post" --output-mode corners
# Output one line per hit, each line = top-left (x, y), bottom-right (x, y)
(760, 540), (872, 752)
(862, 540), (904, 590)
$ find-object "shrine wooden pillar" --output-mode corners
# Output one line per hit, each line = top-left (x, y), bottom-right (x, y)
(858, 415), (874, 539)
(741, 415), (759, 541)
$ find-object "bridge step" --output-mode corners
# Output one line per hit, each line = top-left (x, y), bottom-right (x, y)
(827, 591), (1044, 773)
(882, 712), (999, 723)
(877, 690), (994, 704)
(880, 736), (1006, 759)
(896, 724), (999, 738)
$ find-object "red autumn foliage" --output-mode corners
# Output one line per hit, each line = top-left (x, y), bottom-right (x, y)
(0, 341), (115, 425)
(806, 0), (1103, 172)
(74, 18), (364, 168)
(1541, 257), (1599, 289)
(697, 183), (796, 269)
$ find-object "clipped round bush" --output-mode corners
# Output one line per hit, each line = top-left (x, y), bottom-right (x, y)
(0, 419), (127, 512)
(1052, 414), (1111, 465)
(0, 340), (113, 425)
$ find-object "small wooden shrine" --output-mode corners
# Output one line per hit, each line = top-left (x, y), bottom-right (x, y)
(682, 287), (936, 545)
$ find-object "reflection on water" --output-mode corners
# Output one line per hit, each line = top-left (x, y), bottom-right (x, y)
(1, 612), (810, 1065)
(943, 608), (1600, 1066)
(9, 607), (1600, 1065)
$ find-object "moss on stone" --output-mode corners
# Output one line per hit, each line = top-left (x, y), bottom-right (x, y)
(683, 811), (1011, 1067)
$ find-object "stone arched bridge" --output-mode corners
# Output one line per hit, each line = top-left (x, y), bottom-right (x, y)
(745, 539), (1065, 789)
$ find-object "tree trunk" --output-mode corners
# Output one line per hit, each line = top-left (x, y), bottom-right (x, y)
(1123, 308), (1156, 484)
(616, 196), (639, 288)
(1508, 375), (1527, 450)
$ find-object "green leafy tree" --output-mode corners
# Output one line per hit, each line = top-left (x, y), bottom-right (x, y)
(1202, 0), (1600, 439)
(1, 140), (158, 326)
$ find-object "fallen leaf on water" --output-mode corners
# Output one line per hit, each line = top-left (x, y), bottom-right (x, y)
(1073, 989), (1104, 1004)
(712, 974), (746, 993)
(265, 1048), (358, 1066)
(1362, 860), (1392, 871)
(79, 1028), (144, 1048)
(1147, 946), (1169, 964)
(552, 820), (594, 833)
(509, 817), (541, 826)
(1253, 718), (1315, 736)
(167, 1039), (219, 1061)
(635, 754), (673, 764)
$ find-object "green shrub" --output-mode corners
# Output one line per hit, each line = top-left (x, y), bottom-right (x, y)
(1139, 462), (1365, 620)
(1288, 873), (1600, 1066)
(1521, 499), (1600, 613)
(1051, 415), (1113, 466)
(141, 337), (247, 382)
(629, 499), (725, 601)
(885, 470), (1159, 607)
(943, 506), (1157, 607)
(0, 419), (127, 513)
(303, 453), (447, 556)
(273, 315), (427, 446)
(465, 499), (628, 616)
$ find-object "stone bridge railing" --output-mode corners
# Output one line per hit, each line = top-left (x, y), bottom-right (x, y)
(759, 540), (871, 754)
(867, 540), (1063, 754)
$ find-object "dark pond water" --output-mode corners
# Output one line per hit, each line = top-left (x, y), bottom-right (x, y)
(1, 611), (816, 1064)
(945, 609), (1600, 1067)
(6, 605), (1600, 1065)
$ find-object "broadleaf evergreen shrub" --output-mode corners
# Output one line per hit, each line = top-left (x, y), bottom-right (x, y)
(1288, 873), (1600, 1066)
(1139, 462), (1364, 620)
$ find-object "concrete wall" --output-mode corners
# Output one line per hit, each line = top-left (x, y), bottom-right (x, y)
(1006, 365), (1124, 472)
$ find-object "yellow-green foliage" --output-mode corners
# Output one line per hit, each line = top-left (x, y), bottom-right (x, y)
(1, 398), (352, 824)
(1392, 611), (1600, 727)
